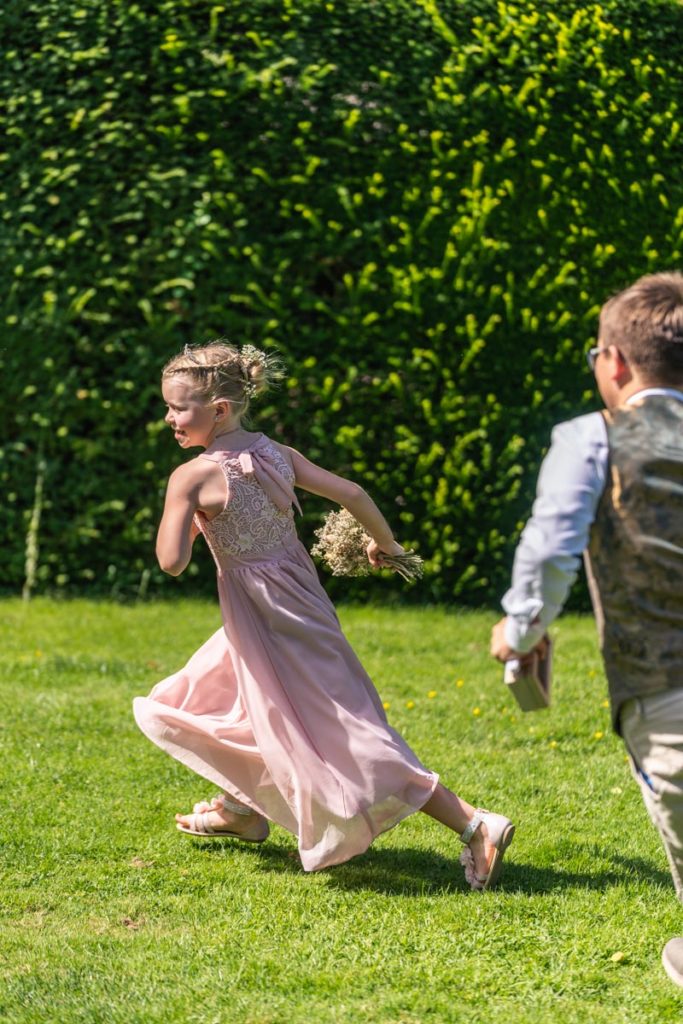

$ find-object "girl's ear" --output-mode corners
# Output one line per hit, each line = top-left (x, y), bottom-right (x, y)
(213, 400), (230, 420)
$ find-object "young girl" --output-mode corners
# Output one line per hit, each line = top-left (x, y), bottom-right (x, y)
(133, 341), (515, 889)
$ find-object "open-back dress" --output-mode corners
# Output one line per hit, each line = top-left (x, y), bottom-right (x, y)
(133, 433), (438, 870)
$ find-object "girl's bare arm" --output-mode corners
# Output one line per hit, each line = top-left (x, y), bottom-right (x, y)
(281, 446), (404, 560)
(156, 461), (225, 575)
(156, 465), (200, 576)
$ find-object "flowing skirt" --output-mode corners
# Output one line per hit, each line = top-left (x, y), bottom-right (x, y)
(133, 540), (438, 870)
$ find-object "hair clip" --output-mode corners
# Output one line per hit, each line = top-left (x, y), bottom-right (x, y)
(182, 344), (200, 362)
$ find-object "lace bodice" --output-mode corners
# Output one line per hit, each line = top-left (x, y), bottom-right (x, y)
(196, 436), (299, 566)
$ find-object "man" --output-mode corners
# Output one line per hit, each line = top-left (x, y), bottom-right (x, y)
(491, 272), (683, 985)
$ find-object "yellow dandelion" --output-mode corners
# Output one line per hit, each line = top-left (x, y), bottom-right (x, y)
(594, 730), (604, 740)
(34, 650), (43, 658)
(456, 678), (464, 688)
(601, 699), (610, 709)
(549, 740), (558, 749)
(509, 715), (517, 724)
(382, 701), (391, 711)
(405, 700), (415, 710)
(588, 669), (597, 678)
(472, 707), (481, 717)
(610, 951), (625, 963)
(427, 690), (437, 699)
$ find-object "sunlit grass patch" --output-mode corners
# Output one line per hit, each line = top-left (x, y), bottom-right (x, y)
(0, 598), (680, 1024)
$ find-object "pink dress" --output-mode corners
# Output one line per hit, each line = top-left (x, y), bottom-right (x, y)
(133, 434), (438, 871)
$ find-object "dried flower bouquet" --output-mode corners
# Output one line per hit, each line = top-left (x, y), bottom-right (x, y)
(311, 508), (423, 582)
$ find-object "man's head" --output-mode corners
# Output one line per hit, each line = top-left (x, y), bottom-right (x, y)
(594, 272), (683, 406)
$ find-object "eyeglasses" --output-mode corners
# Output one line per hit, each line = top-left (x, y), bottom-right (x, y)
(586, 345), (607, 372)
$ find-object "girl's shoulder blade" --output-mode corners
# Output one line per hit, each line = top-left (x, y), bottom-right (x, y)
(170, 456), (217, 488)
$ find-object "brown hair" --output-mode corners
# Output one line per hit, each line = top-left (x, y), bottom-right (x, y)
(161, 340), (284, 411)
(599, 271), (683, 383)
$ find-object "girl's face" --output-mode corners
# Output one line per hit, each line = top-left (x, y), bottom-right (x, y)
(162, 377), (220, 449)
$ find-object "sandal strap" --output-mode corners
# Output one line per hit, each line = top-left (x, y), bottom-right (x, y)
(459, 808), (489, 845)
(219, 794), (254, 816)
(183, 812), (215, 835)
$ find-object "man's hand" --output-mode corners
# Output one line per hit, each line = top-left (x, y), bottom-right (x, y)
(491, 617), (549, 665)
(490, 617), (521, 663)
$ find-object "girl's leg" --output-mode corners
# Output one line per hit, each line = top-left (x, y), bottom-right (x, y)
(421, 782), (475, 833)
(420, 783), (508, 882)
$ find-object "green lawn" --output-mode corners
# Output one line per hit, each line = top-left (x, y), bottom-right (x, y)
(0, 598), (680, 1023)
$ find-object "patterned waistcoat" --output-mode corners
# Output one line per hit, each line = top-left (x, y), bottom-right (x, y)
(585, 394), (683, 731)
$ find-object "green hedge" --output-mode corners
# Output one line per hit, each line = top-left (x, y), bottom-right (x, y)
(2, 0), (682, 602)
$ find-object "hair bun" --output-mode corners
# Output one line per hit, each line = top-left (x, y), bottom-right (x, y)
(240, 345), (285, 397)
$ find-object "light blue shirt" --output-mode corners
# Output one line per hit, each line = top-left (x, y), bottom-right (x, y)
(502, 388), (683, 652)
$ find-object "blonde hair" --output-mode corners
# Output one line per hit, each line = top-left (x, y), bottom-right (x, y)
(162, 340), (285, 412)
(599, 271), (683, 382)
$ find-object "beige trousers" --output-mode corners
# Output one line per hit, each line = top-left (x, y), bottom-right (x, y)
(620, 688), (683, 902)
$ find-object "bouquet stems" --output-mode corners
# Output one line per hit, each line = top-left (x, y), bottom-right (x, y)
(311, 508), (423, 582)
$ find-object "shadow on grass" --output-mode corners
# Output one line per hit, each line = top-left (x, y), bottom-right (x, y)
(326, 848), (673, 897)
(191, 836), (673, 897)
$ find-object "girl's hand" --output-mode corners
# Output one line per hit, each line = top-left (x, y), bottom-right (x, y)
(366, 538), (405, 568)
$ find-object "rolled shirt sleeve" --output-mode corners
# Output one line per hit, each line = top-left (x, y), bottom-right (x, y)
(502, 412), (609, 653)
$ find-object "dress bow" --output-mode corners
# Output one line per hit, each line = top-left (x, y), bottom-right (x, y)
(238, 450), (302, 514)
